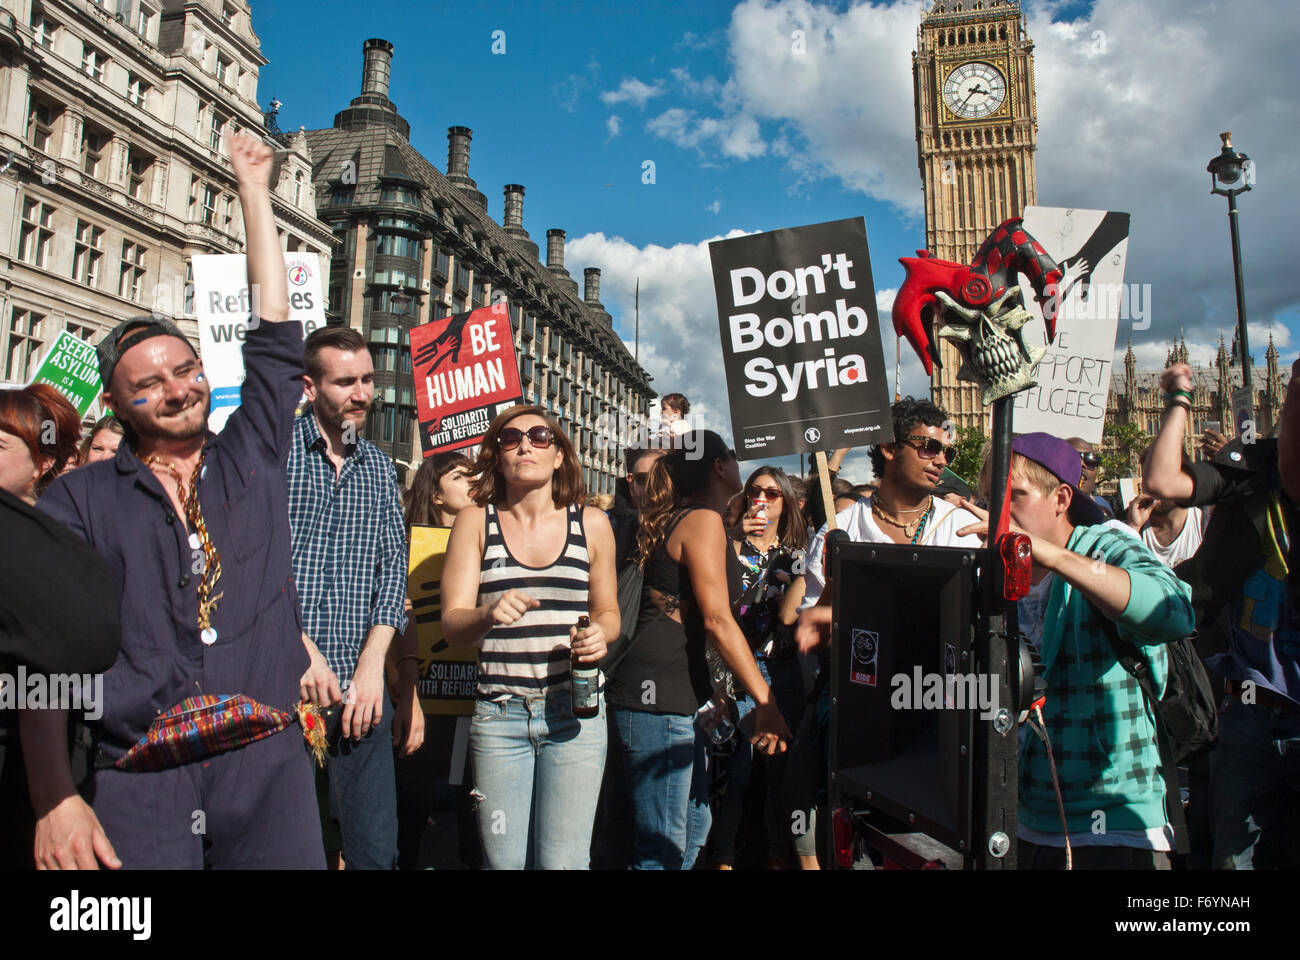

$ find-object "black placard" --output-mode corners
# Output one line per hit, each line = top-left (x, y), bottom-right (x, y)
(708, 217), (893, 459)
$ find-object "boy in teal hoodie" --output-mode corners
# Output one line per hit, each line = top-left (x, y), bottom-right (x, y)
(956, 433), (1194, 869)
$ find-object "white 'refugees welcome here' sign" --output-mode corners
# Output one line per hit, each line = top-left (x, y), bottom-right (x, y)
(709, 217), (893, 460)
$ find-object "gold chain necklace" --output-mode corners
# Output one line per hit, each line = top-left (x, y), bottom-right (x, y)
(872, 495), (934, 540)
(146, 450), (224, 643)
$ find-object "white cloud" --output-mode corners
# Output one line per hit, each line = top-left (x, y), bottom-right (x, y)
(646, 107), (766, 161)
(566, 229), (755, 445)
(553, 56), (601, 112)
(670, 66), (724, 100)
(706, 199), (722, 214)
(600, 77), (665, 109)
(606, 115), (622, 139)
(675, 30), (722, 52)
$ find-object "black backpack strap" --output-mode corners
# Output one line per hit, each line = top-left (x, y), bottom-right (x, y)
(1087, 600), (1189, 857)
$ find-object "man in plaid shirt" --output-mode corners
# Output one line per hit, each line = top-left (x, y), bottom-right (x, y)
(956, 433), (1194, 869)
(287, 326), (409, 869)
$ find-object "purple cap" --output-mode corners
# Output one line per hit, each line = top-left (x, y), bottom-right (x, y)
(1010, 432), (1107, 526)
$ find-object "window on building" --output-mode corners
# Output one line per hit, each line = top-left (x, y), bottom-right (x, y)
(434, 247), (450, 279)
(136, 5), (156, 39)
(119, 241), (147, 302)
(330, 185), (354, 206)
(31, 8), (59, 50)
(19, 199), (55, 268)
(6, 309), (46, 382)
(221, 3), (235, 26)
(293, 171), (303, 207)
(82, 46), (108, 83)
(126, 149), (153, 200)
(26, 98), (58, 153)
(81, 126), (108, 179)
(201, 185), (218, 226)
(209, 110), (224, 151)
(127, 73), (151, 108)
(64, 320), (95, 344)
(452, 296), (465, 314)
(454, 264), (471, 291)
(72, 220), (105, 288)
(214, 51), (231, 84)
(379, 184), (419, 205)
(376, 233), (420, 259)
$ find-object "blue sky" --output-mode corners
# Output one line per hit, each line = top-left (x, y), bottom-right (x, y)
(255, 0), (1300, 480)
(258, 1), (921, 256)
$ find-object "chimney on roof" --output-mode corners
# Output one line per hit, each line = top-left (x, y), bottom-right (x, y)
(334, 39), (410, 138)
(546, 229), (566, 273)
(584, 268), (601, 304)
(503, 184), (525, 231)
(447, 127), (473, 182)
(361, 39), (393, 99)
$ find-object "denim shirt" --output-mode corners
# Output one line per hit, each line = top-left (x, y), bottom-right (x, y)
(37, 321), (310, 757)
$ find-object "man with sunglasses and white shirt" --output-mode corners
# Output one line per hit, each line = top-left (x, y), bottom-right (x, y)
(800, 397), (983, 611)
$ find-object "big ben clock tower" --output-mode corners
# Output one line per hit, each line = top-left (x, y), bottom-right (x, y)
(913, 0), (1040, 431)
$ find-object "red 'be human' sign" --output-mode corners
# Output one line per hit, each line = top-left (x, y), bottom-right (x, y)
(408, 302), (524, 457)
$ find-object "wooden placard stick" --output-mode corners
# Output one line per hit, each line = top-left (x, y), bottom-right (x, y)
(814, 450), (837, 532)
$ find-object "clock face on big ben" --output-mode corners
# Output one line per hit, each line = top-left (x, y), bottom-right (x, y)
(942, 61), (1007, 120)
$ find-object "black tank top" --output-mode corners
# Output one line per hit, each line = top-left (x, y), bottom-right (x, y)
(605, 507), (744, 716)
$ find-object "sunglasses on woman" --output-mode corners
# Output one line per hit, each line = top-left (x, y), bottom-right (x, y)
(497, 425), (555, 451)
(749, 486), (783, 501)
(1080, 451), (1101, 469)
(899, 434), (956, 462)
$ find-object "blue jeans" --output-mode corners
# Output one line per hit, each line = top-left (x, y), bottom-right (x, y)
(469, 690), (607, 870)
(611, 707), (711, 870)
(1209, 698), (1300, 869)
(322, 689), (398, 870)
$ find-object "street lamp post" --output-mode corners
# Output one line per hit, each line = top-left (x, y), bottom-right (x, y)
(1206, 131), (1254, 399)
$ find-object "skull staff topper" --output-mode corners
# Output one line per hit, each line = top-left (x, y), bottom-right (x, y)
(891, 217), (1068, 403)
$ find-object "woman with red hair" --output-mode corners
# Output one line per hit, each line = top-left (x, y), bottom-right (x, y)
(0, 384), (81, 505)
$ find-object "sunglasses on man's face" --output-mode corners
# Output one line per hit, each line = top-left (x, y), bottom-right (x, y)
(749, 486), (783, 501)
(899, 435), (956, 462)
(498, 425), (554, 451)
(1080, 452), (1101, 469)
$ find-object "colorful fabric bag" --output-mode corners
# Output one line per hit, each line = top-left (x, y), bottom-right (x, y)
(115, 694), (293, 772)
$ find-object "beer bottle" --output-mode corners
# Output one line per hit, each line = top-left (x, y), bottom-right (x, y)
(571, 615), (600, 719)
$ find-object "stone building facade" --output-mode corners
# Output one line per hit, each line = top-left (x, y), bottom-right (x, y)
(1104, 333), (1285, 478)
(304, 39), (654, 491)
(0, 0), (332, 411)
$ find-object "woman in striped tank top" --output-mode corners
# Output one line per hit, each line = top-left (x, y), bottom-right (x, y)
(441, 406), (619, 869)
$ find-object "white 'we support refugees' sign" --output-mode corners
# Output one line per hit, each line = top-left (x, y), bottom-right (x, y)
(1010, 207), (1132, 445)
(192, 252), (325, 432)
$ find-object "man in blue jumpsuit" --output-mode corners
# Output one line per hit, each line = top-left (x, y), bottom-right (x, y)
(30, 134), (324, 869)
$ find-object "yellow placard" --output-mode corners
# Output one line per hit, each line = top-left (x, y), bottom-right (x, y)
(408, 525), (477, 715)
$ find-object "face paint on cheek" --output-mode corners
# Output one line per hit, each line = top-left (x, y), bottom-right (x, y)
(195, 373), (205, 382)
(132, 398), (148, 406)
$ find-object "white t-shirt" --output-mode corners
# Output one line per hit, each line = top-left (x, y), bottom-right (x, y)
(800, 496), (984, 610)
(1140, 507), (1206, 569)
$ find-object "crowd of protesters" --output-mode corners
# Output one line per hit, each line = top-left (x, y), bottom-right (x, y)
(0, 147), (1296, 870)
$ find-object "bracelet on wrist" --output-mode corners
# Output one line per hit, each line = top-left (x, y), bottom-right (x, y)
(1166, 398), (1192, 414)
(1163, 389), (1193, 402)
(397, 654), (419, 664)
